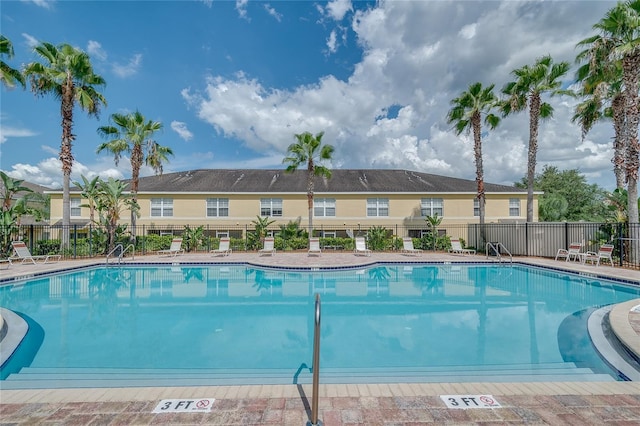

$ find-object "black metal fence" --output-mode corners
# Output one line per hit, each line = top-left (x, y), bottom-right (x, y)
(2, 222), (639, 269)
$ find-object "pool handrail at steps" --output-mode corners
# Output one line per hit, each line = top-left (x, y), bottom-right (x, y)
(310, 293), (321, 426)
(486, 242), (513, 264)
(105, 243), (135, 265)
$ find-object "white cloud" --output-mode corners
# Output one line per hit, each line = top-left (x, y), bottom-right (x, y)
(22, 0), (53, 9)
(87, 40), (107, 61)
(112, 54), (142, 78)
(0, 126), (37, 144)
(326, 30), (338, 53)
(236, 0), (249, 20)
(171, 121), (194, 141)
(325, 0), (352, 21)
(264, 4), (282, 22)
(21, 32), (39, 48)
(183, 1), (618, 190)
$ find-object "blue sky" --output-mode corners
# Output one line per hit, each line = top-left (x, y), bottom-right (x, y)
(1, 0), (620, 190)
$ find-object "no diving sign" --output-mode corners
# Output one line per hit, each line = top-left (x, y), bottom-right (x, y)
(153, 398), (215, 413)
(440, 395), (501, 409)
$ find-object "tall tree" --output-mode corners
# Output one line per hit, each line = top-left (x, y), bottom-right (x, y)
(283, 131), (334, 236)
(97, 110), (173, 240)
(575, 31), (626, 189)
(0, 35), (25, 88)
(24, 42), (106, 247)
(580, 0), (640, 263)
(515, 165), (608, 222)
(501, 55), (570, 223)
(447, 82), (500, 230)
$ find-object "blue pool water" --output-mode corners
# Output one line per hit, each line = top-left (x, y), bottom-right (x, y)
(1, 263), (638, 388)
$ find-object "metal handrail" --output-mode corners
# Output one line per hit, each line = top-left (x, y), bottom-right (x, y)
(310, 293), (322, 426)
(486, 242), (513, 264)
(105, 243), (136, 264)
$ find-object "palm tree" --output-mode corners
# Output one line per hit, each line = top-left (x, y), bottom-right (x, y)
(0, 35), (25, 88)
(97, 110), (173, 240)
(501, 55), (570, 223)
(580, 0), (640, 263)
(575, 34), (626, 189)
(94, 177), (134, 253)
(447, 82), (500, 230)
(283, 131), (334, 236)
(24, 42), (106, 248)
(0, 171), (32, 212)
(73, 175), (100, 225)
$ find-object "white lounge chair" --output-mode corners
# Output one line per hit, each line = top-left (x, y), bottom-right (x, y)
(555, 242), (582, 262)
(259, 237), (276, 256)
(354, 236), (371, 256)
(308, 237), (322, 256)
(158, 238), (185, 257)
(448, 239), (476, 255)
(583, 244), (615, 267)
(211, 237), (231, 256)
(10, 240), (62, 264)
(401, 237), (422, 255)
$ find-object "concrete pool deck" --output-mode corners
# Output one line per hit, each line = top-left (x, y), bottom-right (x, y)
(1, 251), (640, 425)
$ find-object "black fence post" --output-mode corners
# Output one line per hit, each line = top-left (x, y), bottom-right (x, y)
(73, 225), (77, 258)
(618, 222), (624, 267)
(29, 225), (34, 253)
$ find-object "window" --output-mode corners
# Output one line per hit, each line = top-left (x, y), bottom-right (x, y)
(509, 198), (520, 217)
(367, 198), (389, 217)
(151, 198), (173, 217)
(260, 198), (283, 216)
(314, 198), (336, 217)
(473, 199), (480, 217)
(421, 198), (443, 217)
(70, 198), (81, 217)
(206, 198), (229, 217)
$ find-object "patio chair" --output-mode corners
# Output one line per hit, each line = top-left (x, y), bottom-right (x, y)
(448, 239), (476, 255)
(354, 236), (371, 257)
(210, 237), (231, 256)
(401, 237), (422, 255)
(158, 238), (185, 257)
(583, 244), (615, 267)
(555, 242), (582, 262)
(308, 237), (322, 256)
(10, 241), (62, 264)
(259, 237), (276, 256)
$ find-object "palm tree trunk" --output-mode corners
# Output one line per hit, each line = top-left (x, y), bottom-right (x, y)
(472, 112), (486, 244)
(60, 74), (75, 249)
(526, 94), (541, 223)
(307, 163), (314, 238)
(623, 54), (640, 264)
(612, 95), (626, 189)
(130, 145), (143, 240)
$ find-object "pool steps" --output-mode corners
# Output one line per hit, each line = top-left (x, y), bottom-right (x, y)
(2, 363), (615, 389)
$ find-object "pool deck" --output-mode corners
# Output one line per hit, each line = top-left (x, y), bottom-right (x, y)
(2, 251), (640, 425)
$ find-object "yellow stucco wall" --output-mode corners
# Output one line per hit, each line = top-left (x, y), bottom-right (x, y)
(49, 191), (538, 228)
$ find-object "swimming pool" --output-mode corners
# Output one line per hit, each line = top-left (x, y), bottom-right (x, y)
(1, 263), (638, 388)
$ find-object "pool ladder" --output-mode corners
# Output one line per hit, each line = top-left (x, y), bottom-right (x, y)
(309, 293), (322, 426)
(485, 242), (513, 264)
(105, 243), (135, 264)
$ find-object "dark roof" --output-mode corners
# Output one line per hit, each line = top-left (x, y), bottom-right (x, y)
(125, 169), (524, 194)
